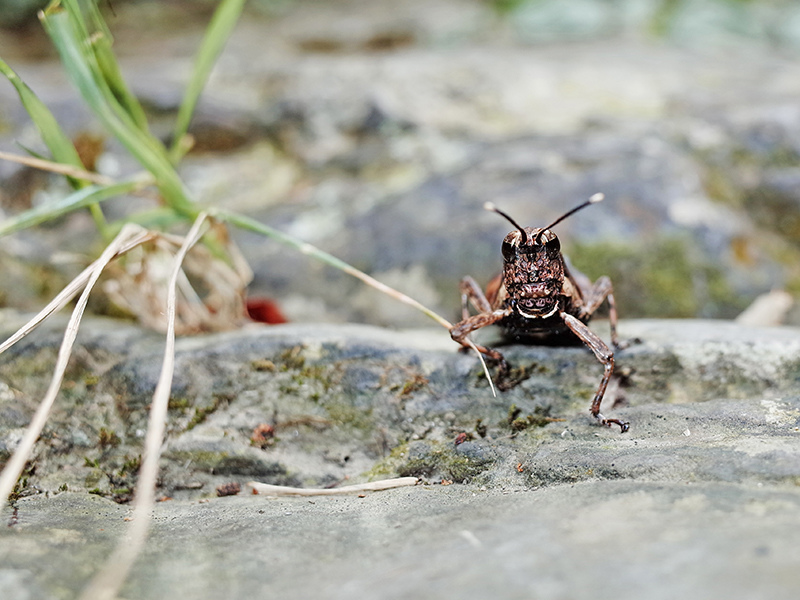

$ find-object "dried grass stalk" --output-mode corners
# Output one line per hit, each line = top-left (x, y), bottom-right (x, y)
(0, 230), (155, 355)
(78, 213), (210, 600)
(248, 477), (420, 497)
(102, 225), (251, 334)
(0, 149), (116, 186)
(0, 225), (153, 506)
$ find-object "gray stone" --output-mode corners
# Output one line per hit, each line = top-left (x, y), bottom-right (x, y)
(2, 315), (800, 597)
(2, 481), (800, 600)
(2, 2), (800, 597)
(2, 315), (800, 495)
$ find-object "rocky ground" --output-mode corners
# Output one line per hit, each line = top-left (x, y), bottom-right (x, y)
(2, 0), (800, 598)
(1, 314), (800, 598)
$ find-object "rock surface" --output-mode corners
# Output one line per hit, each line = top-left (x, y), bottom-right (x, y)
(1, 314), (800, 598)
(2, 1), (800, 598)
(5, 481), (800, 600)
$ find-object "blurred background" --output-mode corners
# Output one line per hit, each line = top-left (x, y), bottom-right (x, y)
(2, 0), (800, 328)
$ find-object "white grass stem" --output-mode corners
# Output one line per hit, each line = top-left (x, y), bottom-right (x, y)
(248, 477), (419, 497)
(0, 231), (156, 356)
(465, 339), (497, 397)
(78, 213), (210, 600)
(0, 224), (152, 507)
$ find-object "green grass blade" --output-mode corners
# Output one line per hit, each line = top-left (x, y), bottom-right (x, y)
(85, 0), (112, 40)
(106, 207), (186, 235)
(214, 208), (453, 329)
(81, 0), (150, 131)
(40, 8), (196, 216)
(57, 0), (91, 42)
(92, 33), (150, 132)
(53, 0), (145, 131)
(170, 0), (246, 161)
(0, 54), (110, 234)
(0, 57), (85, 174)
(14, 142), (48, 160)
(0, 179), (144, 238)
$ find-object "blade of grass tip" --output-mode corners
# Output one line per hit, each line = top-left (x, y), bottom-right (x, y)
(216, 210), (502, 391)
(0, 224), (152, 510)
(0, 229), (155, 356)
(40, 9), (196, 217)
(13, 140), (48, 160)
(0, 149), (115, 186)
(0, 178), (148, 239)
(79, 213), (210, 600)
(465, 339), (497, 397)
(170, 0), (247, 162)
(215, 208), (454, 330)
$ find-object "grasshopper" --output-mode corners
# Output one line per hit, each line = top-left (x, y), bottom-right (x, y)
(450, 194), (629, 432)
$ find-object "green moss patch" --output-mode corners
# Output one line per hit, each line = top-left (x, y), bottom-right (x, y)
(367, 440), (496, 483)
(569, 236), (738, 318)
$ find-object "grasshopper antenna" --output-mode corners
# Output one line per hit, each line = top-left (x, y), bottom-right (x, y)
(535, 193), (604, 245)
(484, 202), (528, 245)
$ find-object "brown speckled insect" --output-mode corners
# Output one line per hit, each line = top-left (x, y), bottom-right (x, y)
(450, 194), (629, 432)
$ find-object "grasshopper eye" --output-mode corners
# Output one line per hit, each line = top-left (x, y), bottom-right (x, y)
(502, 241), (517, 259)
(545, 235), (561, 251)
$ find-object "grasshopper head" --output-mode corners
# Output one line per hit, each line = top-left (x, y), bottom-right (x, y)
(485, 194), (603, 319)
